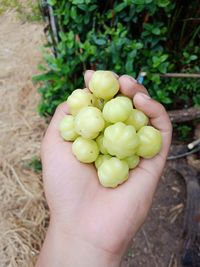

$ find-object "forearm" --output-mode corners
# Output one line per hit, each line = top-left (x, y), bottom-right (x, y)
(36, 219), (122, 267)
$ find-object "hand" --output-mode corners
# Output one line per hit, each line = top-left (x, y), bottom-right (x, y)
(36, 71), (172, 267)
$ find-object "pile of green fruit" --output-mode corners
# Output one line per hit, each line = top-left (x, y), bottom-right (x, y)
(59, 71), (162, 188)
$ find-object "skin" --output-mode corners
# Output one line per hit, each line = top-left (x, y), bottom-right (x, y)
(36, 70), (172, 267)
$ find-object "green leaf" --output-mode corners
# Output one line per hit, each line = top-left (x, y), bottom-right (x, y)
(78, 4), (87, 11)
(93, 37), (107, 46)
(160, 54), (168, 62)
(158, 62), (168, 73)
(183, 52), (189, 58)
(189, 55), (198, 61)
(59, 32), (67, 41)
(125, 60), (133, 73)
(152, 28), (161, 35)
(156, 0), (170, 8)
(89, 4), (97, 11)
(72, 0), (84, 4)
(47, 0), (56, 6)
(114, 3), (127, 13)
(27, 158), (42, 173)
(32, 73), (55, 82)
(156, 90), (172, 104)
(37, 64), (47, 71)
(152, 56), (160, 67)
(150, 74), (161, 84)
(70, 6), (77, 20)
(133, 0), (145, 4)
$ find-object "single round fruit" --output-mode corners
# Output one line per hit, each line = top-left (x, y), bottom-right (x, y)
(89, 71), (119, 100)
(98, 157), (129, 188)
(95, 154), (112, 169)
(136, 126), (162, 158)
(125, 109), (149, 131)
(59, 115), (79, 141)
(96, 134), (108, 154)
(103, 96), (133, 123)
(74, 107), (105, 139)
(72, 137), (99, 163)
(103, 122), (139, 159)
(67, 89), (96, 115)
(125, 155), (140, 169)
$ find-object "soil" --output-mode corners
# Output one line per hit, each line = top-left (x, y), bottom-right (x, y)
(0, 10), (191, 267)
(122, 165), (186, 267)
(0, 11), (47, 267)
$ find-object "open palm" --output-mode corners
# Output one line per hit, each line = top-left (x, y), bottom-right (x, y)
(41, 71), (172, 257)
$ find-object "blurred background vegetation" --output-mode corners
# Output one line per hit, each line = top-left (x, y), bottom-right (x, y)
(34, 0), (200, 116)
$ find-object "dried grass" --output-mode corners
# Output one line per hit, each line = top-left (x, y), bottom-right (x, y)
(0, 12), (49, 267)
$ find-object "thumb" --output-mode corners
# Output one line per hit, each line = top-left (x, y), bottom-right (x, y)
(42, 102), (69, 150)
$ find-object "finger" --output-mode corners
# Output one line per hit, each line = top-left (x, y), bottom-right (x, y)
(118, 93), (172, 214)
(84, 70), (94, 89)
(132, 93), (172, 181)
(84, 69), (119, 89)
(42, 102), (69, 147)
(133, 93), (172, 179)
(133, 92), (172, 155)
(118, 75), (148, 98)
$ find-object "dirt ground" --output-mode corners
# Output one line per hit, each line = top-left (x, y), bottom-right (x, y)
(122, 165), (186, 267)
(0, 10), (188, 267)
(0, 11), (47, 266)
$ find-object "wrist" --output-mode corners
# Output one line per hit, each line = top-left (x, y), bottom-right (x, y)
(36, 218), (122, 267)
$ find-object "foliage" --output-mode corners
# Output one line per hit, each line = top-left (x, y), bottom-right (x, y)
(174, 124), (193, 141)
(35, 0), (200, 116)
(27, 157), (42, 173)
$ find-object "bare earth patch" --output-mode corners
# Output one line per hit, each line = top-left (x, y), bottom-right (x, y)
(0, 11), (48, 267)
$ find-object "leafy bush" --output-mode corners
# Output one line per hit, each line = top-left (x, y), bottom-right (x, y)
(35, 0), (200, 116)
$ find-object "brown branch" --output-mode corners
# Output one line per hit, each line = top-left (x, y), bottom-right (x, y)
(159, 73), (200, 78)
(168, 107), (200, 123)
(182, 18), (200, 22)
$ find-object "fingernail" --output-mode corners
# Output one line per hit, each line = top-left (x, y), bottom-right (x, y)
(122, 75), (137, 83)
(136, 92), (151, 99)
